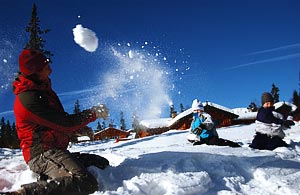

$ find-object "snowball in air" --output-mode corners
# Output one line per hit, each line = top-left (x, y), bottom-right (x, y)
(73, 24), (98, 52)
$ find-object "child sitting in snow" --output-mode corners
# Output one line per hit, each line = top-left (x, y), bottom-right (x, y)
(249, 92), (295, 150)
(187, 99), (240, 147)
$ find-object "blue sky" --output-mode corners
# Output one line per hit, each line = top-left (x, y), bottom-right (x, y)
(1, 0), (300, 127)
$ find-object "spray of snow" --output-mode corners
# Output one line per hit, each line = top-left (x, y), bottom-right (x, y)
(73, 24), (98, 52)
(0, 39), (19, 91)
(94, 43), (172, 120)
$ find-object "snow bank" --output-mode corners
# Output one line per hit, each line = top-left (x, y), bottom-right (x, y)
(1, 123), (300, 194)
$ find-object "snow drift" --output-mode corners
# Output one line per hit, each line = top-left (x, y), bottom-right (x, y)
(1, 123), (300, 194)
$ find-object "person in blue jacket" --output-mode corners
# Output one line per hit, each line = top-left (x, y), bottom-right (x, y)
(187, 99), (240, 147)
(249, 92), (295, 150)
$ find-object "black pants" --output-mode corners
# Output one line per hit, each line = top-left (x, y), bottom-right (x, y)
(249, 132), (288, 150)
(193, 136), (241, 147)
(24, 149), (109, 195)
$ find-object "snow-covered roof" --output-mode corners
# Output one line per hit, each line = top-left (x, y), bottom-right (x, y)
(235, 112), (257, 120)
(232, 107), (251, 115)
(274, 101), (297, 112)
(169, 107), (193, 127)
(203, 101), (236, 114)
(140, 101), (239, 129)
(139, 118), (172, 128)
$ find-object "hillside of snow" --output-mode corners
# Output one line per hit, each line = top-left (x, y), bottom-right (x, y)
(1, 123), (300, 195)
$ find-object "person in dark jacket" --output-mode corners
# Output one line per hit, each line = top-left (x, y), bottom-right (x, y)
(249, 92), (295, 150)
(6, 49), (110, 195)
(187, 99), (241, 147)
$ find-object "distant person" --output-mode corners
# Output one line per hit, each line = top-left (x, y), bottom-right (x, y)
(249, 92), (295, 150)
(187, 99), (241, 147)
(6, 49), (110, 195)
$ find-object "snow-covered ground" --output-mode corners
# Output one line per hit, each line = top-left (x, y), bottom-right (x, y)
(1, 122), (300, 195)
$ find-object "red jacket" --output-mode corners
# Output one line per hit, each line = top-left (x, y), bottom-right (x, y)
(13, 75), (96, 163)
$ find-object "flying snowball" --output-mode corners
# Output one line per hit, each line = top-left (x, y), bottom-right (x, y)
(72, 24), (98, 52)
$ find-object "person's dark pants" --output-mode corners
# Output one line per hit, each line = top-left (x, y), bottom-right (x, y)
(249, 132), (288, 150)
(193, 136), (241, 147)
(23, 149), (109, 195)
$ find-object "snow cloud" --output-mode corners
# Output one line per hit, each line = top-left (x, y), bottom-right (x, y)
(72, 24), (98, 52)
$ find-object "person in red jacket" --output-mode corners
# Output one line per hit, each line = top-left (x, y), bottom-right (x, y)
(7, 49), (109, 195)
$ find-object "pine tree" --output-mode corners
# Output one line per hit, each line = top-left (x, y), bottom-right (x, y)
(2, 120), (11, 148)
(180, 103), (185, 113)
(0, 117), (5, 147)
(271, 83), (280, 103)
(25, 3), (53, 59)
(292, 90), (300, 108)
(101, 121), (107, 130)
(11, 122), (20, 149)
(247, 102), (258, 112)
(120, 111), (126, 130)
(73, 99), (81, 114)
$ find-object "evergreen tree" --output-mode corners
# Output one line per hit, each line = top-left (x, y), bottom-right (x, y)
(180, 103), (185, 113)
(25, 3), (53, 59)
(120, 111), (126, 130)
(247, 102), (258, 112)
(292, 90), (300, 108)
(96, 121), (103, 132)
(101, 121), (107, 130)
(0, 117), (5, 147)
(271, 83), (280, 103)
(11, 122), (20, 149)
(73, 99), (81, 114)
(2, 120), (11, 148)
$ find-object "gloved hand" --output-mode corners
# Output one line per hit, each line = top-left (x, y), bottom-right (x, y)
(193, 127), (203, 135)
(199, 123), (206, 129)
(91, 104), (109, 120)
(283, 120), (295, 128)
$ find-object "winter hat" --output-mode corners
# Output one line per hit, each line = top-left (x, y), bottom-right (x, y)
(19, 49), (49, 76)
(191, 99), (204, 111)
(261, 92), (274, 105)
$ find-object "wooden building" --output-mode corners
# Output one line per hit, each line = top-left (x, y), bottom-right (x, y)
(136, 101), (239, 138)
(94, 127), (130, 141)
(202, 101), (239, 127)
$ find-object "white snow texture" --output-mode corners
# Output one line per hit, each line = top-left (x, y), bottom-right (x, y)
(1, 123), (300, 194)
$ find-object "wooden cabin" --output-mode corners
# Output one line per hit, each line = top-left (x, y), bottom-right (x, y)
(136, 101), (239, 138)
(94, 127), (130, 141)
(202, 101), (239, 127)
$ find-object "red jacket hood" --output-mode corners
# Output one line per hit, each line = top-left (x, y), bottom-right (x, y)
(13, 75), (51, 95)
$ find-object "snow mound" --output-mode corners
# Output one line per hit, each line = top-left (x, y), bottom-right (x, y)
(1, 123), (300, 194)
